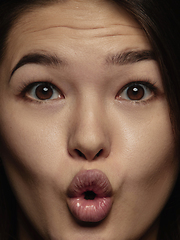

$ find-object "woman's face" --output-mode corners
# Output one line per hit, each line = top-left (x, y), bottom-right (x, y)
(0, 1), (178, 239)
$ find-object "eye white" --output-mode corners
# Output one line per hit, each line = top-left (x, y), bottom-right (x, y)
(28, 83), (61, 100)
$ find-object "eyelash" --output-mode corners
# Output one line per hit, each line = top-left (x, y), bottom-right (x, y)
(17, 79), (158, 104)
(18, 80), (64, 103)
(116, 80), (158, 104)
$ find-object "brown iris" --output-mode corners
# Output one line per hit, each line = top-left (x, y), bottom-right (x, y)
(35, 84), (53, 100)
(127, 85), (145, 100)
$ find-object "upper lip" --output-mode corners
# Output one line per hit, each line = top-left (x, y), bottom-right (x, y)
(67, 169), (112, 198)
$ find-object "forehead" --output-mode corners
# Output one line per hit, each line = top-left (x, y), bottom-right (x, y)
(4, 0), (151, 73)
(13, 0), (141, 30)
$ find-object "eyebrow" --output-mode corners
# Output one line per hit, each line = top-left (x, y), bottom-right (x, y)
(10, 49), (156, 80)
(106, 50), (156, 65)
(10, 52), (63, 78)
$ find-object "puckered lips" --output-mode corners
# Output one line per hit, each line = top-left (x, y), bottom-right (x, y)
(67, 169), (113, 222)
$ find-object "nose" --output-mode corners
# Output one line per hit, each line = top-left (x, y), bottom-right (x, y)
(68, 104), (111, 161)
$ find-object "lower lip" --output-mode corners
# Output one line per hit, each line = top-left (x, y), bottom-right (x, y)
(68, 196), (112, 222)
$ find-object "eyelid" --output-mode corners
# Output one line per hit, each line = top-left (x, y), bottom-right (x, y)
(116, 80), (158, 102)
(18, 81), (64, 102)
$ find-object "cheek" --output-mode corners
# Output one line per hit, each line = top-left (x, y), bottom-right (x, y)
(123, 122), (175, 180)
(0, 106), (69, 185)
(106, 103), (179, 237)
(110, 101), (178, 199)
(129, 116), (176, 181)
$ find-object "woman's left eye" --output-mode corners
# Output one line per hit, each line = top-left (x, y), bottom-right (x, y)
(25, 82), (63, 101)
(116, 82), (156, 102)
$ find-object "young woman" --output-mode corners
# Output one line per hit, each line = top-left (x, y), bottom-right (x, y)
(0, 0), (180, 239)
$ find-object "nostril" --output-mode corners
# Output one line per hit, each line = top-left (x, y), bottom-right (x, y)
(93, 149), (103, 160)
(75, 149), (87, 159)
(73, 148), (104, 160)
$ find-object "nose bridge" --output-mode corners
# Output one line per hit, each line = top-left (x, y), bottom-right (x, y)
(68, 95), (110, 160)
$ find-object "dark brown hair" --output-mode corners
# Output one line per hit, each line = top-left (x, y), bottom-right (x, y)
(0, 0), (180, 239)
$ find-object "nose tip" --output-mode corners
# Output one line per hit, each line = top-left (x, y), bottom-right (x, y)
(68, 124), (110, 161)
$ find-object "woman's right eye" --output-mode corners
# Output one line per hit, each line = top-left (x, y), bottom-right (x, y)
(23, 82), (64, 101)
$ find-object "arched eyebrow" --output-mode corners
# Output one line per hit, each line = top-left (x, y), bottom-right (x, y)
(9, 50), (156, 81)
(106, 50), (156, 65)
(10, 52), (64, 79)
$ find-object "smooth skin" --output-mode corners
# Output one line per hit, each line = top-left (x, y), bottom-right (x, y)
(0, 0), (178, 239)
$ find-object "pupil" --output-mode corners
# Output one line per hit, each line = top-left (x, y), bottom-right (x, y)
(84, 191), (96, 200)
(127, 85), (144, 100)
(36, 84), (53, 100)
